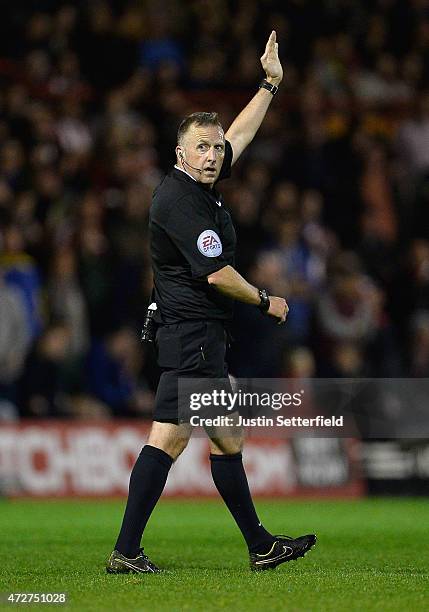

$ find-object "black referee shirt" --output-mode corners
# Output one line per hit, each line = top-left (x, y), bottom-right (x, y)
(150, 140), (236, 324)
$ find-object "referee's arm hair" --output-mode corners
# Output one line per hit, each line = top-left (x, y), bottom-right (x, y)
(207, 265), (288, 323)
(225, 30), (283, 166)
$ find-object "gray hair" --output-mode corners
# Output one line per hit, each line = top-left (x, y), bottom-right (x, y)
(177, 112), (223, 145)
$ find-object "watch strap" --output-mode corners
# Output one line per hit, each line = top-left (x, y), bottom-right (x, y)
(259, 79), (278, 96)
(258, 288), (270, 313)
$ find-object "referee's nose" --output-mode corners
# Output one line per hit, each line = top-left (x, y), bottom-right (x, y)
(207, 146), (217, 164)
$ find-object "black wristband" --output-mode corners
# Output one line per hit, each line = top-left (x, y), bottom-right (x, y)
(259, 79), (278, 96)
(258, 288), (270, 314)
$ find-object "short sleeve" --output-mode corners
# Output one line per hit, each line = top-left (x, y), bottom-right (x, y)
(216, 140), (233, 183)
(161, 195), (228, 278)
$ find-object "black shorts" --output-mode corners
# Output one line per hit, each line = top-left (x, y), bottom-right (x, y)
(153, 320), (231, 423)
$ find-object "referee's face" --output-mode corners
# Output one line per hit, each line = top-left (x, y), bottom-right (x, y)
(178, 124), (225, 187)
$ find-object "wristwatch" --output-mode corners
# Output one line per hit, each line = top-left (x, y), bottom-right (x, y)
(258, 288), (270, 314)
(259, 79), (279, 96)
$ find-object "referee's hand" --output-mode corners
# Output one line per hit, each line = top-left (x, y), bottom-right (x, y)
(267, 296), (289, 325)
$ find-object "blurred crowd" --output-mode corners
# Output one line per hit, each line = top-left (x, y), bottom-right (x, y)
(1, 0), (429, 420)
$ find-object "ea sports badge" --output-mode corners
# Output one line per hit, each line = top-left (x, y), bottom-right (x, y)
(197, 229), (222, 257)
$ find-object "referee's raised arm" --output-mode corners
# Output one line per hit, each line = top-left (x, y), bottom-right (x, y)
(207, 30), (288, 324)
(225, 31), (283, 166)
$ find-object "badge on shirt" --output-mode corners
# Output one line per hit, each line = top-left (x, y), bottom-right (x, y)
(197, 229), (223, 257)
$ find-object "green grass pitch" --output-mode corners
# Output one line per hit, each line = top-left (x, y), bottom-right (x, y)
(1, 498), (428, 611)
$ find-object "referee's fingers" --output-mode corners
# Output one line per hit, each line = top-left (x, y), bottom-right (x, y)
(277, 303), (288, 324)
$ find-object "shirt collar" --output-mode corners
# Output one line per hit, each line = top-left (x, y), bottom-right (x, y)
(172, 164), (220, 203)
(174, 164), (197, 182)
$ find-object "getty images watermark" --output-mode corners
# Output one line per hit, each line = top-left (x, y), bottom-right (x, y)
(187, 388), (343, 429)
(178, 378), (429, 438)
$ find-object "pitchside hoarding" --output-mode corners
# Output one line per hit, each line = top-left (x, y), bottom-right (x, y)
(0, 421), (363, 497)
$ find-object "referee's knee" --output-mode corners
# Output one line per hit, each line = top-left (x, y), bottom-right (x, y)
(208, 436), (244, 456)
(148, 421), (191, 460)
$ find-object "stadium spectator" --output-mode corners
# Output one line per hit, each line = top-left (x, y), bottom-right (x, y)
(0, 223), (42, 340)
(86, 327), (154, 418)
(316, 252), (382, 374)
(0, 274), (30, 418)
(19, 320), (72, 417)
(48, 247), (90, 357)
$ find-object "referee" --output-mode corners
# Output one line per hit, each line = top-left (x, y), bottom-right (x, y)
(107, 32), (316, 574)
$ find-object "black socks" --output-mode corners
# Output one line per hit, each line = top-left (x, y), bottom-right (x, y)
(115, 446), (274, 557)
(115, 444), (173, 558)
(210, 452), (274, 553)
